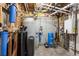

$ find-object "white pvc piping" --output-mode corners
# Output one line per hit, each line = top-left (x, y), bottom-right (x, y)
(42, 4), (70, 13)
(41, 5), (69, 14)
(50, 3), (75, 15)
(35, 3), (75, 15)
(62, 3), (74, 9)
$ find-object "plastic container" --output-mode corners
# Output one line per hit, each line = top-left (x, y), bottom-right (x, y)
(9, 4), (16, 23)
(48, 32), (54, 46)
(1, 31), (8, 56)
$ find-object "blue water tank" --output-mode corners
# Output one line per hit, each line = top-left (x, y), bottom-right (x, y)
(1, 31), (8, 56)
(48, 32), (54, 46)
(9, 4), (16, 23)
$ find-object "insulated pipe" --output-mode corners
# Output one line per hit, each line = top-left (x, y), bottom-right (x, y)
(50, 3), (74, 15)
(43, 7), (68, 14)
(42, 4), (70, 13)
(50, 10), (69, 15)
(62, 3), (74, 9)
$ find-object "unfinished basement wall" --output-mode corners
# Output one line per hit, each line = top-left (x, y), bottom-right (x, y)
(23, 16), (57, 49)
(64, 7), (79, 54)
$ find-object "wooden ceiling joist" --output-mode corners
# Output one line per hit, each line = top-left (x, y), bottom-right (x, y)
(26, 3), (35, 12)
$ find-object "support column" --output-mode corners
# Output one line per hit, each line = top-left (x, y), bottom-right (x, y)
(12, 31), (18, 56)
(74, 4), (78, 56)
(8, 32), (12, 56)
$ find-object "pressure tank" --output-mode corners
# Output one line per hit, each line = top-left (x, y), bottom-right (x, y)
(27, 36), (34, 56)
(48, 32), (54, 47)
(1, 31), (8, 56)
(9, 4), (16, 23)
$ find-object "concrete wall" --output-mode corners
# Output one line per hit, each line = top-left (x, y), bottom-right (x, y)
(64, 13), (75, 34)
(23, 16), (57, 49)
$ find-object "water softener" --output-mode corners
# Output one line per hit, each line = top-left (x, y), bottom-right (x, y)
(1, 31), (8, 56)
(17, 26), (28, 56)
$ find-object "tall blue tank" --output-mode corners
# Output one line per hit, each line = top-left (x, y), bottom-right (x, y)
(9, 4), (16, 23)
(48, 32), (54, 46)
(1, 31), (8, 56)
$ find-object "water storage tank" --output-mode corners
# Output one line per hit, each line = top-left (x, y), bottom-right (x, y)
(9, 4), (16, 23)
(1, 31), (8, 56)
(48, 32), (54, 47)
(23, 17), (35, 37)
(27, 36), (34, 56)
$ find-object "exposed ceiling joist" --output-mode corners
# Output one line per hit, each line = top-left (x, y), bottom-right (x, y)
(23, 3), (26, 11)
(50, 3), (75, 15)
(24, 3), (29, 13)
(42, 4), (70, 13)
(26, 3), (35, 12)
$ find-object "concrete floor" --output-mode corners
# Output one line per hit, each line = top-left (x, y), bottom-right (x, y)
(34, 46), (74, 56)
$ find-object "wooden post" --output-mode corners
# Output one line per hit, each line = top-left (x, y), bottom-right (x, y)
(8, 32), (12, 56)
(74, 4), (78, 56)
(0, 5), (2, 28)
(12, 31), (18, 56)
(56, 13), (60, 43)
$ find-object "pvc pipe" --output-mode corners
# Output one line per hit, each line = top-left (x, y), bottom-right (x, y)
(50, 3), (74, 15)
